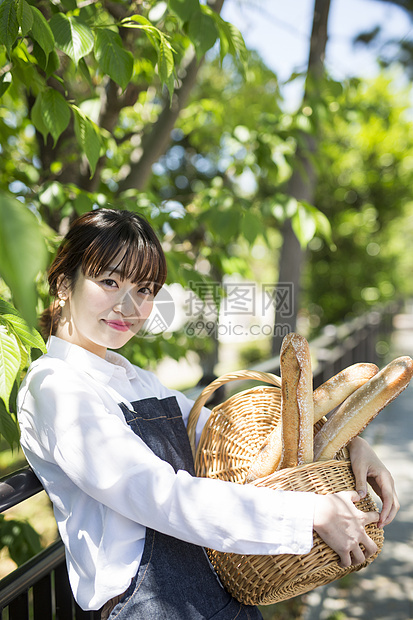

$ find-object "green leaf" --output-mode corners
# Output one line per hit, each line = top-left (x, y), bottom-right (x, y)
(0, 0), (19, 53)
(0, 191), (48, 326)
(30, 6), (55, 58)
(31, 40), (59, 76)
(15, 332), (28, 375)
(313, 208), (333, 243)
(168, 0), (200, 23)
(120, 15), (176, 93)
(300, 200), (333, 248)
(188, 10), (218, 60)
(121, 14), (162, 34)
(0, 324), (21, 408)
(44, 48), (59, 77)
(208, 208), (240, 244)
(0, 513), (42, 564)
(78, 56), (93, 86)
(31, 39), (47, 70)
(241, 210), (263, 245)
(33, 88), (70, 146)
(38, 181), (66, 210)
(158, 35), (175, 98)
(31, 91), (49, 142)
(94, 28), (133, 91)
(1, 314), (46, 353)
(60, 0), (77, 9)
(8, 45), (45, 95)
(50, 13), (93, 66)
(0, 71), (12, 98)
(0, 398), (20, 448)
(72, 105), (102, 177)
(207, 10), (248, 73)
(291, 202), (317, 249)
(120, 14), (166, 51)
(225, 21), (248, 70)
(17, 0), (33, 36)
(73, 192), (94, 215)
(0, 300), (46, 379)
(0, 299), (19, 317)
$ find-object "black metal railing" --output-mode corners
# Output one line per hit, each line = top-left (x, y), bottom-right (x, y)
(0, 468), (101, 619)
(250, 308), (389, 387)
(0, 303), (398, 618)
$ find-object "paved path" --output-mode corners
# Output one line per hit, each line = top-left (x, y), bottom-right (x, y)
(303, 317), (413, 620)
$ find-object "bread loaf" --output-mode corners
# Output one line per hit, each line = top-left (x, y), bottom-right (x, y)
(245, 362), (379, 482)
(313, 363), (379, 423)
(279, 333), (314, 469)
(313, 356), (413, 461)
(245, 425), (282, 483)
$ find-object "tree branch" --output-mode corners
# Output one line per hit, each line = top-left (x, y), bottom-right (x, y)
(116, 0), (226, 193)
(78, 80), (144, 192)
(116, 55), (203, 193)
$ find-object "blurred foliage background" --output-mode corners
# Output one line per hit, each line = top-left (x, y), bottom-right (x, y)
(1, 2), (413, 611)
(1, 0), (413, 463)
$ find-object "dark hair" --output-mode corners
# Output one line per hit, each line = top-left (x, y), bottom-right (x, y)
(40, 208), (167, 337)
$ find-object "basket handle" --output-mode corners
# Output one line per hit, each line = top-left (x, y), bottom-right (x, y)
(187, 369), (281, 456)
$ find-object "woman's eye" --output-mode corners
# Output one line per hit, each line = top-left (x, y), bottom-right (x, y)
(102, 278), (118, 288)
(138, 286), (153, 295)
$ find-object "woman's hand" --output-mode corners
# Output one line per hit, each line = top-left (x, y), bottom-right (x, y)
(313, 490), (379, 567)
(347, 436), (400, 527)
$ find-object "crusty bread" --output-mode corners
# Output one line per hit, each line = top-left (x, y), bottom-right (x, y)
(313, 356), (413, 461)
(313, 363), (379, 423)
(245, 362), (379, 482)
(245, 424), (282, 483)
(279, 333), (314, 469)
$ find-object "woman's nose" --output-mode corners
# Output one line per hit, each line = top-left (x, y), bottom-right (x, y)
(113, 291), (136, 316)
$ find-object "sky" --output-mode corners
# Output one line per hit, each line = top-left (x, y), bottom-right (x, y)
(221, 0), (413, 108)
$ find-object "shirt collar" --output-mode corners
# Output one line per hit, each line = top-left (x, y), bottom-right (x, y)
(47, 336), (137, 382)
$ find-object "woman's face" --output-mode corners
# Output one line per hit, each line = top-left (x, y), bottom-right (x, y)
(56, 265), (155, 358)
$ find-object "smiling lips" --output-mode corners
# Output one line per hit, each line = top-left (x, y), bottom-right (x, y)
(104, 320), (132, 332)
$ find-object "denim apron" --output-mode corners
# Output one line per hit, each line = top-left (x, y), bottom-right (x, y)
(107, 396), (263, 620)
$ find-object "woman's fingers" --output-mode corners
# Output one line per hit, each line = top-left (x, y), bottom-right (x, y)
(368, 473), (400, 527)
(341, 541), (377, 568)
(314, 492), (380, 567)
(362, 507), (380, 527)
(348, 437), (400, 528)
(379, 495), (400, 527)
(339, 510), (379, 567)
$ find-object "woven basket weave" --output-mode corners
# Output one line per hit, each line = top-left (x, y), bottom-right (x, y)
(187, 370), (384, 606)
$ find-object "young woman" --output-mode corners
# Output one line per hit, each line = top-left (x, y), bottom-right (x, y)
(17, 209), (399, 619)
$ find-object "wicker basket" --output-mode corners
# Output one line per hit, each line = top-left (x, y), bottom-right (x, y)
(187, 370), (384, 606)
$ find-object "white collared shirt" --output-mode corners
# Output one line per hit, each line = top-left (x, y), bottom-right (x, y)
(17, 336), (315, 611)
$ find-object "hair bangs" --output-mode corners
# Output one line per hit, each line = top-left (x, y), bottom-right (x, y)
(112, 239), (166, 291)
(81, 226), (166, 293)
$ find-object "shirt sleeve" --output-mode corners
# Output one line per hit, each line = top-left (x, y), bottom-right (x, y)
(18, 362), (315, 557)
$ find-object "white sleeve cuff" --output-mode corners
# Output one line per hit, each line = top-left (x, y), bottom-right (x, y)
(268, 490), (316, 555)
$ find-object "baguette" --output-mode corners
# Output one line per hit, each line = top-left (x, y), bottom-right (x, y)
(245, 362), (379, 482)
(245, 424), (282, 483)
(314, 355), (413, 461)
(279, 333), (314, 469)
(313, 363), (379, 423)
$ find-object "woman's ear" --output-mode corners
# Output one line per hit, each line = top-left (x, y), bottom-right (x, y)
(56, 274), (70, 301)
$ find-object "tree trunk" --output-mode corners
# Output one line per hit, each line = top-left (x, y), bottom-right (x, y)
(271, 0), (331, 356)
